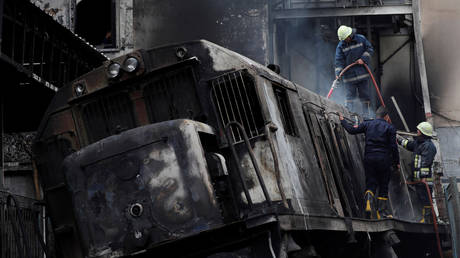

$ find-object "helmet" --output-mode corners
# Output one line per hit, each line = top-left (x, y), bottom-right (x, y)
(417, 122), (433, 136)
(338, 25), (353, 41)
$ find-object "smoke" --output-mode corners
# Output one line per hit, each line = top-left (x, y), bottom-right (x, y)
(274, 19), (379, 118)
(275, 19), (349, 105)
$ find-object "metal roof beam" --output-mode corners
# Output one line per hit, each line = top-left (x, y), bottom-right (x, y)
(272, 5), (413, 19)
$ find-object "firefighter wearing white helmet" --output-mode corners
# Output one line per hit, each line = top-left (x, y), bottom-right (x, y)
(397, 121), (437, 223)
(335, 25), (374, 117)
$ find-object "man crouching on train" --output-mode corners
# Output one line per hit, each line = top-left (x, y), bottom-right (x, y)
(339, 107), (399, 219)
(397, 122), (437, 223)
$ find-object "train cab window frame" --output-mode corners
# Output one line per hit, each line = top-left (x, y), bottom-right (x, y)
(272, 84), (298, 137)
(76, 0), (118, 50)
(210, 70), (265, 144)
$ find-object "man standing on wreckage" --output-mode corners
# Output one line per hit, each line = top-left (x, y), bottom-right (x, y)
(335, 25), (374, 117)
(339, 107), (399, 219)
(397, 122), (437, 223)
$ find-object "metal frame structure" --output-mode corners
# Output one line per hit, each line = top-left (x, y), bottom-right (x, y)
(272, 5), (412, 19)
(1, 0), (108, 92)
(0, 0), (108, 233)
(267, 0), (448, 223)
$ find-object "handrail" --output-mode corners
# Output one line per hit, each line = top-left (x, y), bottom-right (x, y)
(223, 123), (254, 210)
(265, 122), (289, 209)
(225, 122), (272, 206)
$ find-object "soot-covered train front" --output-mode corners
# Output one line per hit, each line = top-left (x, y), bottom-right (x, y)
(33, 40), (447, 258)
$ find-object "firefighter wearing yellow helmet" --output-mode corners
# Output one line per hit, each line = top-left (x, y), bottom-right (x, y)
(335, 25), (374, 117)
(397, 121), (437, 223)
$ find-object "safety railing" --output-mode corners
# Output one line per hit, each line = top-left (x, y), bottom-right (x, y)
(0, 192), (50, 258)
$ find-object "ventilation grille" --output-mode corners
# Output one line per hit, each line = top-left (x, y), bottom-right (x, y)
(143, 66), (202, 123)
(82, 92), (135, 143)
(211, 70), (264, 143)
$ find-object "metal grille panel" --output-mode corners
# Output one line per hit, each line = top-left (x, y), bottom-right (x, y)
(82, 92), (136, 144)
(143, 66), (202, 123)
(0, 193), (48, 258)
(211, 70), (264, 143)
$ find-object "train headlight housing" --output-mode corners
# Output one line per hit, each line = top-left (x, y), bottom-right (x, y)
(123, 57), (139, 73)
(176, 47), (187, 59)
(107, 62), (121, 78)
(74, 83), (86, 96)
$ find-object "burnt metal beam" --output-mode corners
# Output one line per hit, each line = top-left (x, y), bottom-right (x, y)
(278, 214), (449, 234)
(381, 38), (411, 66)
(446, 177), (460, 257)
(0, 53), (58, 92)
(272, 5), (412, 19)
(0, 92), (3, 190)
(412, 0), (431, 121)
(0, 0), (4, 51)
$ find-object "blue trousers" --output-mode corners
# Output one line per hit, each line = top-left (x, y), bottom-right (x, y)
(363, 155), (391, 198)
(416, 184), (432, 206)
(345, 79), (370, 101)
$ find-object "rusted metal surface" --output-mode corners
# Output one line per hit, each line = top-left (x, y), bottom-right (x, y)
(33, 40), (450, 257)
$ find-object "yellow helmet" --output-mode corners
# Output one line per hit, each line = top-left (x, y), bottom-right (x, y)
(417, 122), (433, 137)
(337, 25), (353, 41)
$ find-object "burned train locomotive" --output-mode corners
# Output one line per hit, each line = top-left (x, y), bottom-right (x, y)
(33, 40), (447, 257)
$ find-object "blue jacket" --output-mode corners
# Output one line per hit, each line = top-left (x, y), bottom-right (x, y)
(398, 136), (437, 180)
(335, 33), (374, 83)
(341, 118), (399, 165)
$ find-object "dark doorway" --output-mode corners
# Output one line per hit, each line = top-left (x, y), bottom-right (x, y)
(75, 0), (116, 48)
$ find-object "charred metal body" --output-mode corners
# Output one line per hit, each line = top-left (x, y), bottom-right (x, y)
(34, 40), (448, 257)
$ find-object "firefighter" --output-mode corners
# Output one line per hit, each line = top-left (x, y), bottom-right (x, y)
(339, 106), (399, 219)
(397, 122), (437, 223)
(335, 25), (374, 117)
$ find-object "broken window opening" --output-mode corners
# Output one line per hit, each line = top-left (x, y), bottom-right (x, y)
(272, 84), (298, 137)
(210, 70), (264, 144)
(76, 0), (117, 49)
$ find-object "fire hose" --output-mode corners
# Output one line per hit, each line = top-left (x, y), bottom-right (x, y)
(406, 181), (444, 258)
(329, 63), (443, 256)
(326, 61), (386, 109)
(328, 62), (443, 256)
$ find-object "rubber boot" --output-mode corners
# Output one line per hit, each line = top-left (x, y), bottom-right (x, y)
(422, 206), (433, 223)
(361, 100), (370, 118)
(364, 190), (376, 219)
(376, 197), (393, 219)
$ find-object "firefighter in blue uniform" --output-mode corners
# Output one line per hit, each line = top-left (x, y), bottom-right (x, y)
(397, 122), (437, 223)
(339, 107), (399, 219)
(335, 25), (374, 116)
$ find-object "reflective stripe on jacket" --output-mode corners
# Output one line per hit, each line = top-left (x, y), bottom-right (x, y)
(400, 137), (437, 180)
(335, 34), (374, 83)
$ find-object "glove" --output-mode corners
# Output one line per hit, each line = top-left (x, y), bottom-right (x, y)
(396, 135), (405, 145)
